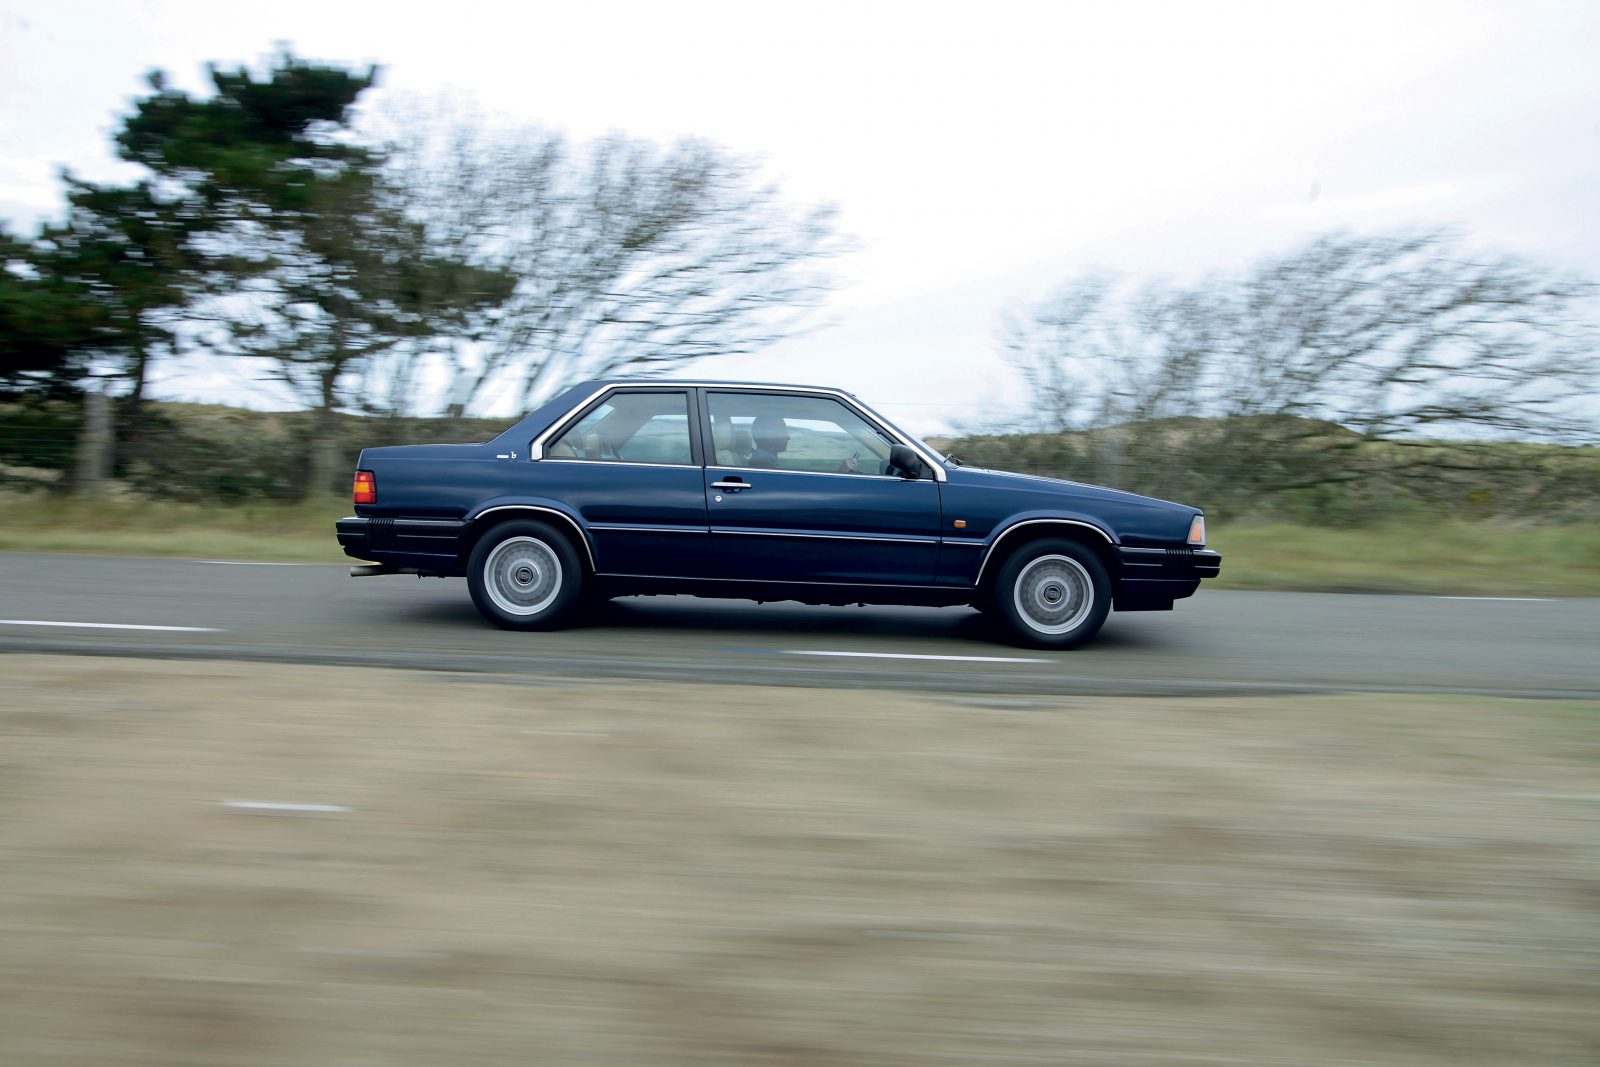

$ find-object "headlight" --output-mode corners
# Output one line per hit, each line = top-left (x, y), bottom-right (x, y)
(1187, 515), (1206, 546)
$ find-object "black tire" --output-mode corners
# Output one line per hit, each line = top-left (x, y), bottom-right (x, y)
(466, 521), (585, 631)
(991, 538), (1111, 650)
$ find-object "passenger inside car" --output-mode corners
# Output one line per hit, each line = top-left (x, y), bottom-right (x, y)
(583, 432), (618, 460)
(730, 426), (754, 466)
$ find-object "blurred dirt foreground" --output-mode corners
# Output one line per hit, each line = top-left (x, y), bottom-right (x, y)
(1, 655), (1596, 1067)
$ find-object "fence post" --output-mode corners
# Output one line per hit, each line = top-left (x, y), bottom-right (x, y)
(74, 385), (113, 494)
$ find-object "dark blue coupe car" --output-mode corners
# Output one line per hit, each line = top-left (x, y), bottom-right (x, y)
(337, 380), (1220, 648)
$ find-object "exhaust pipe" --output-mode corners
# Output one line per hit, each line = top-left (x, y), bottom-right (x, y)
(350, 564), (442, 578)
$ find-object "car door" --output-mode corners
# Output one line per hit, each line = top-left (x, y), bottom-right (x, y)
(701, 389), (942, 585)
(535, 387), (713, 577)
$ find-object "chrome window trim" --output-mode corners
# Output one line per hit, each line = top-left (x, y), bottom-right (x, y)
(537, 458), (704, 471)
(531, 382), (948, 483)
(705, 465), (926, 483)
(470, 505), (596, 571)
(974, 518), (1117, 586)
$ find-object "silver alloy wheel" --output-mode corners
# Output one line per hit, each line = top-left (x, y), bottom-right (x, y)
(482, 536), (562, 617)
(1012, 553), (1094, 635)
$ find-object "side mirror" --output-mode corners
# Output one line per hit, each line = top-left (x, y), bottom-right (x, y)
(889, 444), (926, 480)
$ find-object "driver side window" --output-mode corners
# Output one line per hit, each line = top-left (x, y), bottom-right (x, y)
(707, 392), (893, 475)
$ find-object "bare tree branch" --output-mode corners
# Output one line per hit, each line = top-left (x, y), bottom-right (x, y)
(371, 105), (847, 417)
(998, 229), (1599, 513)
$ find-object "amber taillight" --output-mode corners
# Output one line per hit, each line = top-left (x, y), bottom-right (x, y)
(353, 470), (376, 505)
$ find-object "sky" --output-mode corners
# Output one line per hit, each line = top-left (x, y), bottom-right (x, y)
(2, 0), (1597, 433)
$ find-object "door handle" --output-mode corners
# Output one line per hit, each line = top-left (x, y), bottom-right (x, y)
(710, 480), (749, 491)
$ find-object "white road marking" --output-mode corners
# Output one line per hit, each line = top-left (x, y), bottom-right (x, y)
(522, 729), (613, 737)
(1430, 596), (1553, 602)
(781, 650), (1050, 664)
(191, 560), (314, 566)
(0, 619), (223, 633)
(222, 801), (351, 813)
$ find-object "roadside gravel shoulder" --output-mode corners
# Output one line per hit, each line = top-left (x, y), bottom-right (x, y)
(3, 655), (1597, 1065)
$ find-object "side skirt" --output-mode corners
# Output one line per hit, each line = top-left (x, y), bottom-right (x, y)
(593, 574), (975, 608)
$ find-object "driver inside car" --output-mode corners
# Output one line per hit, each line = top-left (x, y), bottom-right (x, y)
(746, 416), (789, 469)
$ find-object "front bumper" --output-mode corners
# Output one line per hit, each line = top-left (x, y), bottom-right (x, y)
(1113, 545), (1222, 611)
(336, 516), (467, 573)
(1117, 545), (1222, 579)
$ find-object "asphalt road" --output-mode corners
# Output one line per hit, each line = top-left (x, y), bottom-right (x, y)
(1, 552), (1596, 697)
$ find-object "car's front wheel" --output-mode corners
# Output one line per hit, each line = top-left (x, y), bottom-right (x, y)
(467, 521), (584, 630)
(992, 539), (1111, 649)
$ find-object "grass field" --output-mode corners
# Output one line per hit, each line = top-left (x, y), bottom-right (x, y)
(1210, 519), (1600, 596)
(1, 494), (1597, 596)
(0, 495), (350, 563)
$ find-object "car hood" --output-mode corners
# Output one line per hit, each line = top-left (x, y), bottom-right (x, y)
(949, 465), (1188, 507)
(944, 465), (1201, 544)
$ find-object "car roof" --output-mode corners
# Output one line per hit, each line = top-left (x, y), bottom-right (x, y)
(579, 377), (856, 396)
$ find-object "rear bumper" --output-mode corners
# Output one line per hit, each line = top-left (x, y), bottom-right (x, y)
(336, 516), (466, 573)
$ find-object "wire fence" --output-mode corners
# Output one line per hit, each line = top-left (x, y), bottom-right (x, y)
(0, 407), (506, 501)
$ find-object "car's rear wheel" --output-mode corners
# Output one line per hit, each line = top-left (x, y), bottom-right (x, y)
(467, 521), (584, 630)
(992, 539), (1111, 649)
